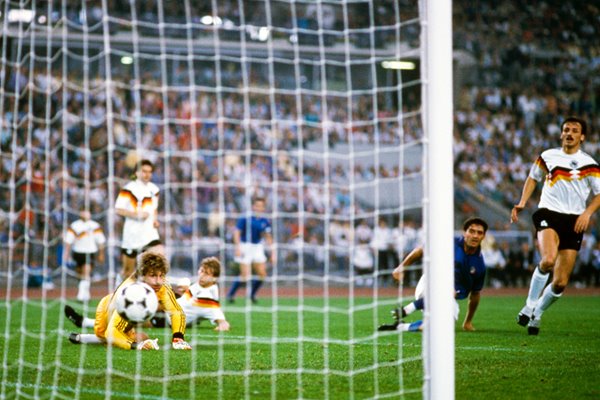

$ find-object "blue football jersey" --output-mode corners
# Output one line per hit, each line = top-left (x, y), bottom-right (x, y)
(453, 237), (486, 300)
(236, 215), (272, 244)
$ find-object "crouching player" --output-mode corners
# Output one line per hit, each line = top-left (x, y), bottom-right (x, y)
(65, 252), (192, 350)
(171, 256), (230, 331)
(378, 217), (488, 332)
(150, 257), (230, 331)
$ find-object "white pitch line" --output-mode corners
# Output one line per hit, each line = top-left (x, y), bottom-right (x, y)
(2, 381), (184, 400)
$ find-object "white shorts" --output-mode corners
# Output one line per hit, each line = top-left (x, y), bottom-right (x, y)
(414, 274), (459, 321)
(176, 299), (225, 326)
(235, 243), (267, 265)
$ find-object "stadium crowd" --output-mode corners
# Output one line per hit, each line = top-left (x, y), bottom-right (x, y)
(1, 0), (600, 288)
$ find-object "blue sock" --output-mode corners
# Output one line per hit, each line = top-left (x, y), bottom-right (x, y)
(408, 320), (423, 332)
(227, 280), (243, 299)
(414, 298), (425, 311)
(250, 279), (263, 300)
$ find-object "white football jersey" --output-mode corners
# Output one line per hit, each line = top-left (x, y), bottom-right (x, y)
(177, 282), (225, 325)
(115, 179), (160, 250)
(530, 148), (600, 215)
(64, 219), (106, 253)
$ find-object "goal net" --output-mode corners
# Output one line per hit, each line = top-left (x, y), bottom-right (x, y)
(0, 1), (453, 399)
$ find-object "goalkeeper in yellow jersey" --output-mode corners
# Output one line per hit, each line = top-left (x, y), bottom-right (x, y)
(65, 252), (191, 350)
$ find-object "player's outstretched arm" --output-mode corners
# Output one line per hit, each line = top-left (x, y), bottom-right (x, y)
(462, 291), (480, 331)
(392, 246), (423, 281)
(511, 177), (537, 223)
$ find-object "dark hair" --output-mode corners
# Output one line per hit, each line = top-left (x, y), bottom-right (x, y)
(201, 256), (221, 278)
(561, 116), (587, 136)
(135, 251), (169, 277)
(138, 159), (154, 171)
(463, 217), (488, 233)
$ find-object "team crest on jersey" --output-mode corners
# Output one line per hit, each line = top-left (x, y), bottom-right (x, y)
(540, 220), (548, 227)
(570, 160), (578, 169)
(470, 266), (476, 274)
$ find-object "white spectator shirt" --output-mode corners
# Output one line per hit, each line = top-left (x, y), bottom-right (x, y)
(530, 148), (600, 215)
(64, 219), (106, 254)
(115, 179), (160, 250)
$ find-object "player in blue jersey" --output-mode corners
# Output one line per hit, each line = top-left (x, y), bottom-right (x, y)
(227, 197), (276, 304)
(378, 217), (488, 332)
(511, 116), (600, 335)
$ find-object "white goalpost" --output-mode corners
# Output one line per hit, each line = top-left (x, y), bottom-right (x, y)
(422, 0), (455, 399)
(0, 1), (453, 399)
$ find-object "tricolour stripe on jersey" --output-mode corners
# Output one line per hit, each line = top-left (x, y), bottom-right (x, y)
(547, 164), (600, 186)
(535, 156), (548, 173)
(183, 291), (221, 308)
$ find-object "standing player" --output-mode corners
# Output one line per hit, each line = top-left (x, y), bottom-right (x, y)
(115, 159), (164, 284)
(378, 217), (488, 332)
(65, 251), (192, 350)
(511, 116), (600, 335)
(227, 197), (276, 304)
(63, 209), (106, 302)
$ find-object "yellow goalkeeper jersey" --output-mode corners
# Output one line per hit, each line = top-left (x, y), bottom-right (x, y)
(94, 277), (186, 349)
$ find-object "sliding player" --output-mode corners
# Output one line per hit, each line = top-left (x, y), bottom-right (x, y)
(378, 217), (488, 332)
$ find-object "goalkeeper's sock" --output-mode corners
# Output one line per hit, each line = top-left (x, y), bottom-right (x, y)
(250, 279), (263, 301)
(78, 333), (103, 344)
(82, 317), (95, 328)
(227, 280), (244, 301)
(526, 265), (549, 309)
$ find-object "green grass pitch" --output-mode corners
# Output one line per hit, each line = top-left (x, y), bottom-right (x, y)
(1, 294), (599, 399)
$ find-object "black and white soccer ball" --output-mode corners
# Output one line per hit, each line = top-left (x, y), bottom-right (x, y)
(116, 282), (159, 323)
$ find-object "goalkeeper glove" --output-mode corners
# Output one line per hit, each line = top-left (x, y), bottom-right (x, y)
(172, 338), (192, 350)
(136, 338), (160, 350)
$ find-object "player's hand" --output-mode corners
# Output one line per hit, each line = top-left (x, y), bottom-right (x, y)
(215, 321), (230, 332)
(462, 321), (475, 331)
(136, 338), (160, 350)
(392, 265), (404, 281)
(510, 205), (523, 223)
(574, 212), (591, 233)
(172, 338), (192, 350)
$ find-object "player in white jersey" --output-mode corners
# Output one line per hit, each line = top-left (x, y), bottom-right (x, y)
(511, 116), (600, 335)
(63, 209), (106, 301)
(174, 257), (230, 331)
(115, 159), (164, 283)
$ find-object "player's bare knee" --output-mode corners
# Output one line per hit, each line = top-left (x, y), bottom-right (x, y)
(539, 256), (556, 272)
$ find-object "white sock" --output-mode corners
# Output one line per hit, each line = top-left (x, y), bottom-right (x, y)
(404, 303), (417, 316)
(398, 323), (411, 332)
(82, 317), (95, 329)
(533, 285), (562, 319)
(78, 333), (103, 344)
(77, 280), (91, 301)
(526, 266), (549, 309)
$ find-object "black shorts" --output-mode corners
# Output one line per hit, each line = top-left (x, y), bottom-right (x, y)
(121, 239), (162, 259)
(532, 208), (583, 251)
(72, 252), (96, 267)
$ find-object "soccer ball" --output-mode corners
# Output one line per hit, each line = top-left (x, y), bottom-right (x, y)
(116, 282), (158, 323)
